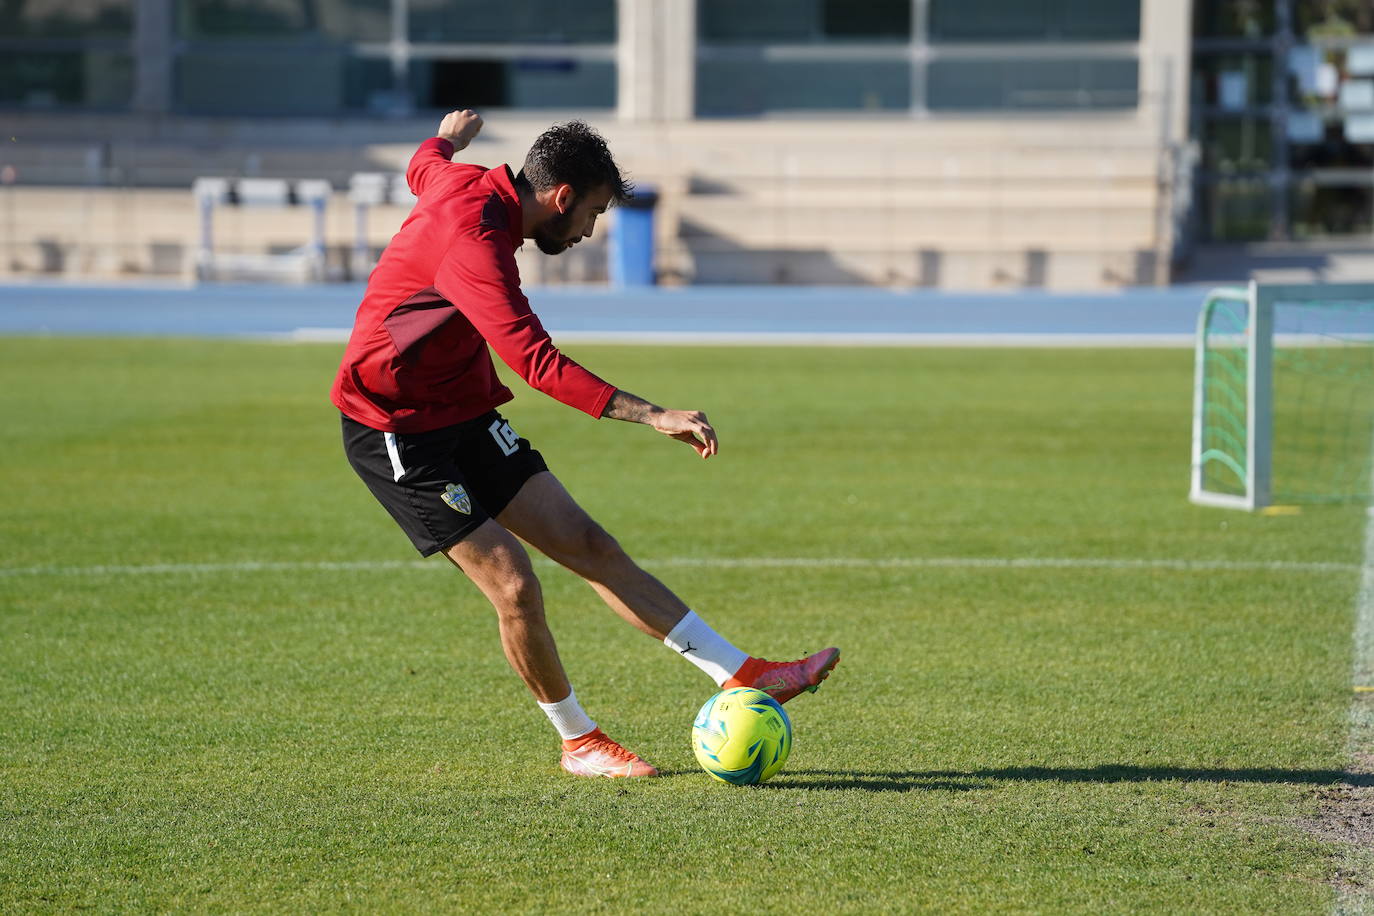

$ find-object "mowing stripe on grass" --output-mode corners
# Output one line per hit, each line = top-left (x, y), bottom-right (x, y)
(0, 555), (1359, 578)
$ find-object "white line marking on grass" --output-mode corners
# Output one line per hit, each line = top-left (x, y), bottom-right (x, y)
(0, 556), (1359, 579)
(1357, 525), (1374, 704)
(0, 560), (431, 577)
(646, 556), (1358, 573)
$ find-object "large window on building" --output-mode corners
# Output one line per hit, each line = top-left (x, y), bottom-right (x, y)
(7, 0), (1155, 119)
(928, 57), (1138, 111)
(696, 0), (910, 116)
(408, 0), (614, 43)
(174, 0), (394, 114)
(2, 0), (133, 36)
(171, 0), (615, 114)
(1192, 0), (1374, 240)
(173, 3), (351, 113)
(696, 0), (1141, 117)
(1289, 0), (1374, 237)
(401, 0), (616, 112)
(406, 59), (615, 111)
(179, 0), (389, 39)
(699, 0), (909, 43)
(929, 0), (1140, 42)
(0, 0), (134, 109)
(1191, 0), (1276, 241)
(697, 58), (910, 115)
(927, 0), (1140, 112)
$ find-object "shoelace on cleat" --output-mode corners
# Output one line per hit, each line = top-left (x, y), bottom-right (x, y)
(573, 737), (639, 762)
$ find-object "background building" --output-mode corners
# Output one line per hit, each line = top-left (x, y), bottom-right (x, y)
(1191, 1), (1374, 249)
(1, 1), (1368, 287)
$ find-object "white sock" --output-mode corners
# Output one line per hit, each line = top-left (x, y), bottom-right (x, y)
(664, 610), (750, 686)
(537, 688), (597, 741)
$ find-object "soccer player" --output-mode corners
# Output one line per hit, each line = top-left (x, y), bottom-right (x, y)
(330, 109), (839, 778)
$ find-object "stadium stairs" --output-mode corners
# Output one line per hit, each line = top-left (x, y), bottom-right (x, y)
(0, 115), (1175, 290)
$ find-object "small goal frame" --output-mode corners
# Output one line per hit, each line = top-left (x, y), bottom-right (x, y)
(1189, 280), (1374, 511)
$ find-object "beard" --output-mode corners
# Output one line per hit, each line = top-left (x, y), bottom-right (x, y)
(532, 207), (578, 255)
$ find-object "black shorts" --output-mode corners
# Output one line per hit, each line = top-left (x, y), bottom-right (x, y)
(342, 410), (548, 556)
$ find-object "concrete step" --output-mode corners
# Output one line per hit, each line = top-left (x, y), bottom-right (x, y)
(675, 206), (1158, 248)
(682, 185), (1158, 207)
(671, 151), (1160, 183)
(661, 246), (1160, 288)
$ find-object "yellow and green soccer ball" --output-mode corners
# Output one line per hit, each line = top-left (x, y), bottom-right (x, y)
(691, 687), (792, 785)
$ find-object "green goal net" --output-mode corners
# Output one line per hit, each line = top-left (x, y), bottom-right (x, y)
(1191, 281), (1374, 510)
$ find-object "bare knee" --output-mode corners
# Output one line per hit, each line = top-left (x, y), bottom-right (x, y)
(561, 520), (628, 575)
(471, 549), (544, 622)
(443, 522), (545, 619)
(491, 572), (544, 622)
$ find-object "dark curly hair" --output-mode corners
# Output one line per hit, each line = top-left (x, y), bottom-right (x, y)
(516, 120), (633, 205)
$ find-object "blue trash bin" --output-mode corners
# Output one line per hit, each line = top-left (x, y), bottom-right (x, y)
(609, 185), (657, 287)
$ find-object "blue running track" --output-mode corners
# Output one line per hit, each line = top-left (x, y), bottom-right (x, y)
(0, 282), (1218, 342)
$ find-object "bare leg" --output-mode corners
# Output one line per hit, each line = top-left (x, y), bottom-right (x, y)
(497, 471), (690, 640)
(494, 472), (838, 706)
(442, 518), (570, 703)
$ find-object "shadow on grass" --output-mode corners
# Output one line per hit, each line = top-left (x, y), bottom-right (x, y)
(761, 765), (1372, 793)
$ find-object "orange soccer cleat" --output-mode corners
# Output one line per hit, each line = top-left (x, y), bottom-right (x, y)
(724, 647), (841, 704)
(560, 728), (659, 779)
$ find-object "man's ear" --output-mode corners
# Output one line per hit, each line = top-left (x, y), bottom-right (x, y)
(552, 183), (575, 214)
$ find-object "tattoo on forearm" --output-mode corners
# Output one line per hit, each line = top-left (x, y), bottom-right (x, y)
(602, 389), (662, 423)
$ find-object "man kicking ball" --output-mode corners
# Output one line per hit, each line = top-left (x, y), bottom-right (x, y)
(330, 109), (839, 778)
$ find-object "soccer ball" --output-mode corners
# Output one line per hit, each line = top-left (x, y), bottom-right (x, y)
(691, 687), (792, 785)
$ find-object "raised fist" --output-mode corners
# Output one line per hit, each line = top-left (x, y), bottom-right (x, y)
(437, 109), (483, 151)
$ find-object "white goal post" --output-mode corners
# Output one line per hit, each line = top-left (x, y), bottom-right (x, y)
(1190, 280), (1374, 511)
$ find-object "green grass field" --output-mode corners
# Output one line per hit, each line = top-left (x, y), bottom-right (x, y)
(1, 338), (1370, 913)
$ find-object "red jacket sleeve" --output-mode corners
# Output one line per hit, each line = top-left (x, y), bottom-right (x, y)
(406, 138), (456, 197)
(433, 228), (616, 418)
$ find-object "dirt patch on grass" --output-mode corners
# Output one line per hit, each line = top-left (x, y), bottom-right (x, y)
(1296, 750), (1374, 894)
(1302, 752), (1374, 846)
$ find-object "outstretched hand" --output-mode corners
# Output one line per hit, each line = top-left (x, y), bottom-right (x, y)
(437, 109), (483, 151)
(650, 409), (719, 459)
(600, 390), (719, 459)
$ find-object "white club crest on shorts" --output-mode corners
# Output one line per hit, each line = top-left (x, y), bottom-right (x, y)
(442, 483), (472, 515)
